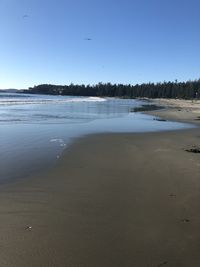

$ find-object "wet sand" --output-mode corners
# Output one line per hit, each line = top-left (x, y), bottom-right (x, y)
(0, 103), (200, 266)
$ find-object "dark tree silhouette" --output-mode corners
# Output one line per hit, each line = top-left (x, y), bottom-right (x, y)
(25, 79), (200, 99)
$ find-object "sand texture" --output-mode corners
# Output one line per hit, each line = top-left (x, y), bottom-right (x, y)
(147, 98), (200, 124)
(0, 100), (200, 266)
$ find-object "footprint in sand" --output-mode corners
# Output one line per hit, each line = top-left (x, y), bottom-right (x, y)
(181, 219), (190, 223)
(157, 261), (168, 267)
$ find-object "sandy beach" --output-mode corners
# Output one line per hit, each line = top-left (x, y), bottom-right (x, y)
(0, 100), (200, 267)
(147, 98), (200, 124)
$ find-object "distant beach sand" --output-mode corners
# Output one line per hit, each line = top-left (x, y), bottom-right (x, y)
(0, 99), (200, 266)
(147, 98), (200, 123)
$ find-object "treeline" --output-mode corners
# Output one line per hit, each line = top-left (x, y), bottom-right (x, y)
(26, 79), (200, 99)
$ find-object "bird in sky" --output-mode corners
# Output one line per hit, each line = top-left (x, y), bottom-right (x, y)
(23, 14), (29, 19)
(84, 38), (92, 41)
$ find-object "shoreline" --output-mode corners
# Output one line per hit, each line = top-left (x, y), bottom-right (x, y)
(0, 100), (200, 266)
(144, 98), (200, 125)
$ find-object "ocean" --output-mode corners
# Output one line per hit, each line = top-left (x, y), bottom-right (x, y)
(0, 92), (192, 183)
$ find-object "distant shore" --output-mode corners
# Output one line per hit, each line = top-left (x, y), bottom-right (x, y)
(0, 99), (199, 266)
(145, 98), (200, 124)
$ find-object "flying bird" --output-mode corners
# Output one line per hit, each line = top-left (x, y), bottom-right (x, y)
(23, 14), (29, 19)
(84, 38), (92, 41)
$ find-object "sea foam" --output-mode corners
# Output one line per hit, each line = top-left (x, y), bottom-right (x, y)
(0, 96), (106, 105)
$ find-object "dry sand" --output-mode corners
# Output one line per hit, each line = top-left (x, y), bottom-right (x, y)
(147, 98), (200, 123)
(0, 101), (200, 267)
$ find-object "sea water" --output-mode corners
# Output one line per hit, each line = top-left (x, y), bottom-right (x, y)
(0, 92), (192, 183)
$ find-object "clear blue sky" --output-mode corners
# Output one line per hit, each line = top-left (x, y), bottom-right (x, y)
(0, 0), (200, 89)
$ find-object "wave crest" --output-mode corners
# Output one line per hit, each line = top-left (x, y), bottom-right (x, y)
(0, 96), (107, 105)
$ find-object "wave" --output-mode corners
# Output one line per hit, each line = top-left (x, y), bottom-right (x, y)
(0, 96), (107, 105)
(0, 93), (32, 98)
(68, 97), (106, 102)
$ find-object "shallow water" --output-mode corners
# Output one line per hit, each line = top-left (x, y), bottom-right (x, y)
(0, 93), (193, 183)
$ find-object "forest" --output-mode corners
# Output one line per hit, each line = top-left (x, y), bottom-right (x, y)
(26, 79), (200, 99)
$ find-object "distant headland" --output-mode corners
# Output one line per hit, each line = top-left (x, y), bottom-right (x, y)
(22, 79), (200, 99)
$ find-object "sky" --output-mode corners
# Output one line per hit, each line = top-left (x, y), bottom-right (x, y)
(0, 0), (200, 89)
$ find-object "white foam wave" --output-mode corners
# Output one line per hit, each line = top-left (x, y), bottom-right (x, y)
(0, 96), (106, 105)
(66, 97), (107, 103)
(50, 138), (64, 143)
